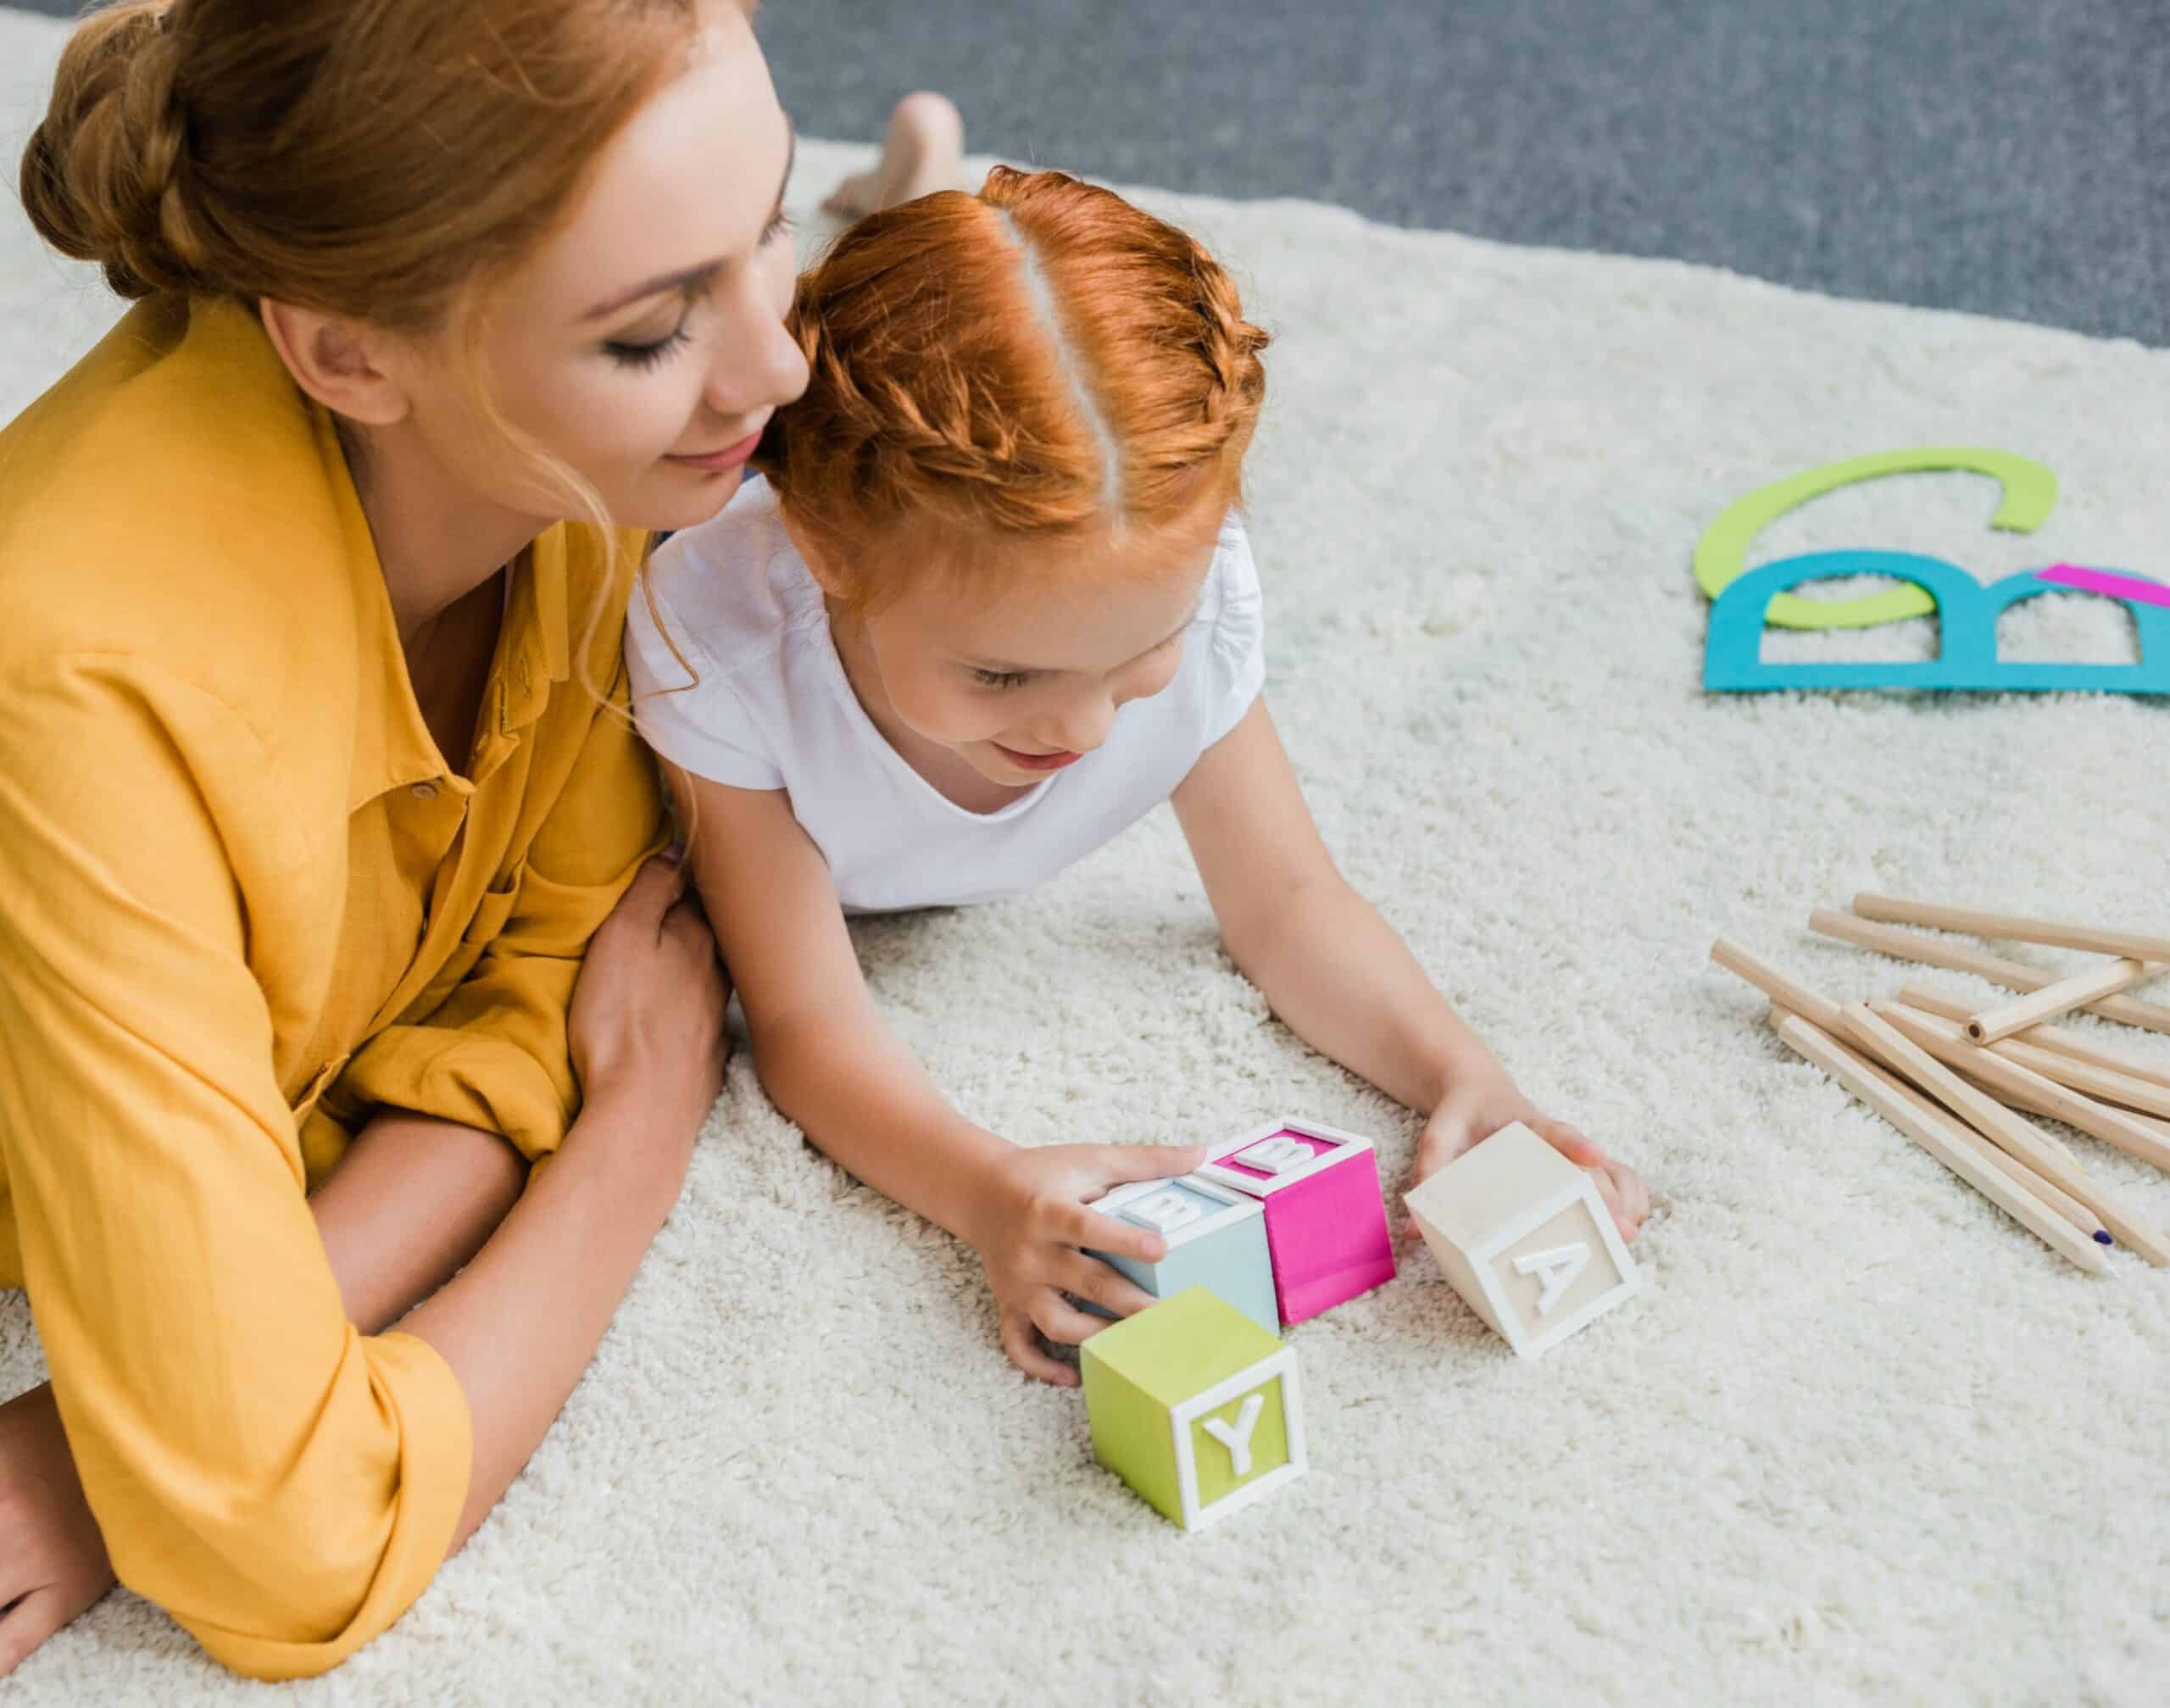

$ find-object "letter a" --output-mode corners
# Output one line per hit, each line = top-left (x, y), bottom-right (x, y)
(1201, 1392), (1266, 1477)
(1511, 1242), (1590, 1316)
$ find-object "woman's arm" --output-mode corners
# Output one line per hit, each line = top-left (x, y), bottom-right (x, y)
(401, 855), (725, 1544)
(1173, 698), (1647, 1231)
(668, 765), (1199, 1384)
(310, 1112), (528, 1332)
(0, 1105), (533, 1676)
(0, 641), (725, 1680)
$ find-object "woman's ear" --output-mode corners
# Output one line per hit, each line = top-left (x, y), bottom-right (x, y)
(258, 299), (414, 427)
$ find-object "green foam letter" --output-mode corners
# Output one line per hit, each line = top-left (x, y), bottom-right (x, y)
(1693, 448), (2058, 630)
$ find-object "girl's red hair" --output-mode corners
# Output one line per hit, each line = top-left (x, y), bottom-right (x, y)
(757, 165), (1270, 603)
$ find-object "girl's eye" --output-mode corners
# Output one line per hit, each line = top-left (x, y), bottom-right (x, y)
(604, 320), (693, 370)
(761, 211), (794, 247)
(973, 669), (1032, 691)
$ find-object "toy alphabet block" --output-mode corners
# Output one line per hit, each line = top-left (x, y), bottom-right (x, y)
(1082, 1286), (1306, 1530)
(1196, 1119), (1397, 1325)
(1404, 1121), (1638, 1359)
(1083, 1174), (1279, 1336)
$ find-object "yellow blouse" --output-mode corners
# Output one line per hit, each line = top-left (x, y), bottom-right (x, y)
(0, 298), (665, 1677)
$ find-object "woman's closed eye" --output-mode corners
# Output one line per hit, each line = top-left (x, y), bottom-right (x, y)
(600, 214), (793, 370)
(605, 318), (694, 370)
(972, 668), (1032, 691)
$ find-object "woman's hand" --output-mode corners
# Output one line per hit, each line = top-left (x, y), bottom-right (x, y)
(965, 1143), (1209, 1387)
(1412, 1073), (1650, 1245)
(566, 851), (732, 1215)
(0, 1384), (114, 1675)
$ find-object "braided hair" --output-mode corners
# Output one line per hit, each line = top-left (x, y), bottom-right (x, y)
(756, 165), (1271, 607)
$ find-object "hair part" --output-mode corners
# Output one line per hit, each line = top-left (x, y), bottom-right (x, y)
(755, 165), (1271, 612)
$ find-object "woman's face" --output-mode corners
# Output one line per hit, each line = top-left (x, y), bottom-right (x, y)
(403, 3), (807, 533)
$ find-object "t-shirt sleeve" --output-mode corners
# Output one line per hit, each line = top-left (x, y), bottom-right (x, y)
(622, 567), (784, 790)
(1202, 513), (1267, 746)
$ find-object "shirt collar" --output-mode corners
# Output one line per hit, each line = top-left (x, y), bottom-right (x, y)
(320, 407), (576, 811)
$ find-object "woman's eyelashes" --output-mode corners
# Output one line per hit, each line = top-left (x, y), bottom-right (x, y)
(605, 319), (694, 370)
(597, 213), (790, 371)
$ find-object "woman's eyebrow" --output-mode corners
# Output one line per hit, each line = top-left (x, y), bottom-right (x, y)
(580, 116), (798, 322)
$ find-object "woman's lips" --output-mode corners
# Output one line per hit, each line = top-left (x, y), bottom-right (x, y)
(665, 427), (764, 472)
(994, 743), (1082, 772)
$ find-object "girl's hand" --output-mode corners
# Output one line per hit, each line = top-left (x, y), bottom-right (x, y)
(566, 852), (732, 1211)
(1412, 1076), (1650, 1246)
(0, 1383), (114, 1676)
(967, 1143), (1210, 1388)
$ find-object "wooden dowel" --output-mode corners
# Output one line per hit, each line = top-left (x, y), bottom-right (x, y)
(1772, 1014), (2109, 1274)
(1810, 910), (2170, 1036)
(1872, 1003), (2170, 1176)
(1839, 1004), (2170, 1265)
(1768, 1008), (2110, 1245)
(1898, 984), (2170, 1094)
(1710, 937), (1848, 1032)
(1853, 893), (2170, 965)
(1897, 987), (2170, 1120)
(1922, 1032), (2170, 1157)
(1967, 958), (2157, 1043)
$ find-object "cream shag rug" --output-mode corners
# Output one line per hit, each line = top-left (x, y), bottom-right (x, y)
(6, 10), (2170, 1703)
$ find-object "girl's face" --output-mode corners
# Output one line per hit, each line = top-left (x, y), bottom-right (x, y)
(836, 519), (1226, 787)
(398, 3), (808, 533)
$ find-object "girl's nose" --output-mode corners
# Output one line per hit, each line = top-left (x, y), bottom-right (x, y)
(1041, 693), (1116, 756)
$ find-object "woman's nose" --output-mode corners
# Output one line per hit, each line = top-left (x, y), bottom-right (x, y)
(704, 281), (810, 420)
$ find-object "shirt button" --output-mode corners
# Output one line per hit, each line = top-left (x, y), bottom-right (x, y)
(410, 782), (439, 801)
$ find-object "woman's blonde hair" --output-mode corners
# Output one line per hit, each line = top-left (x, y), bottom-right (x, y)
(21, 0), (748, 688)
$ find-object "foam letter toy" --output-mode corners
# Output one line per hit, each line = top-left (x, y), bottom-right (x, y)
(1083, 1174), (1279, 1336)
(1082, 1286), (1306, 1530)
(1704, 551), (2170, 695)
(1693, 446), (2056, 629)
(1405, 1121), (1639, 1360)
(1196, 1120), (1396, 1326)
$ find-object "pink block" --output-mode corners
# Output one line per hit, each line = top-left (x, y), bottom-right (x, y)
(1199, 1122), (1397, 1325)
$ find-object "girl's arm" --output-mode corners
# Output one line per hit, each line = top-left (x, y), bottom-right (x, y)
(1172, 698), (1647, 1237)
(666, 764), (1203, 1385)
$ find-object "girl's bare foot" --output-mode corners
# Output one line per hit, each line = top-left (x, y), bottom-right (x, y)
(821, 91), (966, 219)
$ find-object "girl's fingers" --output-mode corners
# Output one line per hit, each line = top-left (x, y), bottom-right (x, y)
(1027, 1292), (1113, 1349)
(999, 1310), (1077, 1388)
(1535, 1117), (1608, 1171)
(1084, 1143), (1210, 1191)
(1064, 1205), (1171, 1266)
(1059, 1253), (1159, 1318)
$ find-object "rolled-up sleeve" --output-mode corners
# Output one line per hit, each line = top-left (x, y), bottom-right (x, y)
(0, 660), (470, 1680)
(337, 664), (668, 1160)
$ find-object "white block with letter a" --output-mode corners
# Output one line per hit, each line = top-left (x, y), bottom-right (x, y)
(1403, 1121), (1639, 1359)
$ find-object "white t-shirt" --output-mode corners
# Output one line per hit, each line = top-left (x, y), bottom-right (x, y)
(624, 476), (1266, 914)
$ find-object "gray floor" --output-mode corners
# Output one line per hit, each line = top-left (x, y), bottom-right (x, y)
(12, 0), (2167, 344)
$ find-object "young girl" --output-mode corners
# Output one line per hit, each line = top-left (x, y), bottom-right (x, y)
(627, 167), (1650, 1384)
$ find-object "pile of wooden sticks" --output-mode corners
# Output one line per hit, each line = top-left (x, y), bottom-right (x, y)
(1712, 893), (2170, 1277)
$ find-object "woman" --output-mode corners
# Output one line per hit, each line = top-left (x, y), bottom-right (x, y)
(0, 0), (949, 1680)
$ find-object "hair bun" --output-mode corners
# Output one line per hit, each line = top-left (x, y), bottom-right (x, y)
(19, 1), (209, 300)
